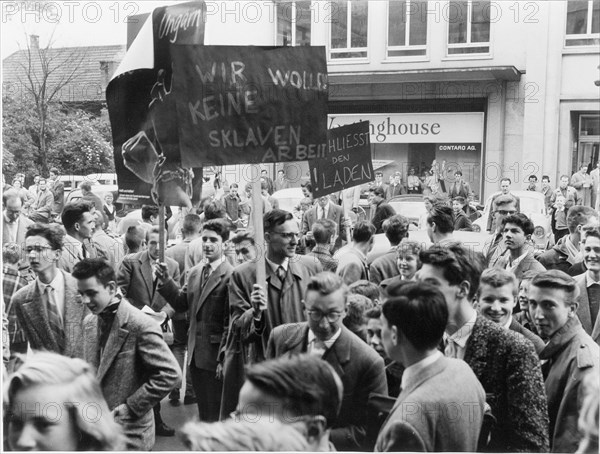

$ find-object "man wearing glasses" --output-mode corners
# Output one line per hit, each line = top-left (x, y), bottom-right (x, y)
(267, 272), (387, 451)
(482, 195), (518, 267)
(10, 223), (88, 358)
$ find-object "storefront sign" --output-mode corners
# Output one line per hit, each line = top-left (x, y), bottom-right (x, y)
(436, 143), (481, 153)
(172, 45), (329, 167)
(309, 121), (374, 197)
(328, 113), (484, 144)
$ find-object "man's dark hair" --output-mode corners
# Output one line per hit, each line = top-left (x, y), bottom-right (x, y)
(502, 213), (535, 236)
(500, 178), (512, 185)
(80, 181), (93, 192)
(454, 170), (463, 176)
(244, 354), (342, 429)
(307, 272), (347, 298)
(365, 306), (382, 319)
(141, 205), (159, 222)
(584, 227), (600, 242)
(181, 214), (202, 236)
(49, 167), (60, 175)
(427, 205), (454, 234)
(493, 194), (518, 210)
(382, 215), (409, 246)
(370, 186), (386, 198)
(264, 209), (294, 233)
(352, 221), (375, 243)
(348, 280), (380, 303)
(72, 258), (116, 286)
(382, 282), (448, 350)
(312, 218), (336, 244)
(478, 268), (518, 297)
(531, 270), (579, 304)
(452, 196), (466, 205)
(542, 175), (550, 182)
(566, 206), (598, 233)
(230, 183), (239, 189)
(25, 223), (65, 251)
(528, 175), (538, 181)
(301, 182), (313, 193)
(203, 200), (227, 220)
(61, 202), (93, 231)
(343, 294), (373, 333)
(375, 171), (383, 176)
(125, 226), (145, 252)
(202, 218), (230, 241)
(231, 231), (255, 245)
(419, 243), (485, 300)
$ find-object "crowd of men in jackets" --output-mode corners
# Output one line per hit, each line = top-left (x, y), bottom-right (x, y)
(2, 168), (599, 453)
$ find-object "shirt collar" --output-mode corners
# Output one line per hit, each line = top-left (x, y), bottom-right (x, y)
(37, 271), (63, 293)
(4, 212), (17, 224)
(586, 272), (600, 287)
(506, 250), (530, 270)
(66, 234), (83, 246)
(401, 351), (442, 391)
(266, 257), (289, 273)
(443, 307), (477, 349)
(206, 256), (226, 272)
(308, 327), (342, 350)
(503, 315), (513, 330)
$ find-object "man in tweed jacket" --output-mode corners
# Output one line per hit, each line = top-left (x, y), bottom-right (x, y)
(417, 244), (550, 452)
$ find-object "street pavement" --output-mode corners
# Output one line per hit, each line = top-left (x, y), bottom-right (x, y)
(154, 381), (200, 451)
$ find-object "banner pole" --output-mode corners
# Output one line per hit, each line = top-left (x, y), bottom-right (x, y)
(158, 204), (165, 262)
(251, 165), (266, 289)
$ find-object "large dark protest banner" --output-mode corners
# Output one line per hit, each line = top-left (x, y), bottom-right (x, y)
(106, 1), (206, 206)
(309, 121), (374, 198)
(171, 45), (329, 167)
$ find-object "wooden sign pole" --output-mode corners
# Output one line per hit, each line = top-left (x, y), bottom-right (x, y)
(250, 165), (266, 289)
(158, 204), (165, 262)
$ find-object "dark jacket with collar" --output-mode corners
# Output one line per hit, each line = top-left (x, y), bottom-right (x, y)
(538, 235), (578, 273)
(267, 322), (387, 451)
(540, 316), (599, 452)
(574, 273), (600, 343)
(464, 315), (549, 452)
(369, 247), (399, 285)
(509, 318), (546, 355)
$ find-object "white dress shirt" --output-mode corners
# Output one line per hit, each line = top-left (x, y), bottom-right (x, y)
(308, 327), (342, 357)
(443, 308), (477, 360)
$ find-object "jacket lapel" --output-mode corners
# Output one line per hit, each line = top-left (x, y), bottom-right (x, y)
(284, 323), (309, 353)
(196, 262), (224, 314)
(97, 303), (130, 381)
(140, 252), (154, 299)
(20, 285), (58, 350)
(267, 264), (282, 291)
(83, 315), (100, 369)
(323, 326), (352, 379)
(283, 261), (304, 295)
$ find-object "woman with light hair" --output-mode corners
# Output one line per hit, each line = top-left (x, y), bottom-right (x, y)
(180, 417), (311, 451)
(5, 351), (125, 451)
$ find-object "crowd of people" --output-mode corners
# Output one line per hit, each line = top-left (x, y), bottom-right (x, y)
(2, 165), (600, 452)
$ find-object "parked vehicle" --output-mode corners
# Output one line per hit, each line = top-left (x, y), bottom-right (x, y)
(388, 195), (428, 228)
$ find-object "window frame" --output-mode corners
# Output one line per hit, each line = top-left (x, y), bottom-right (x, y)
(275, 1), (313, 47)
(564, 0), (600, 48)
(446, 0), (491, 57)
(385, 0), (429, 61)
(328, 0), (369, 61)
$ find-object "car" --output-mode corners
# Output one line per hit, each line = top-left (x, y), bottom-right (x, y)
(388, 195), (427, 228)
(270, 187), (305, 213)
(472, 190), (551, 235)
(64, 184), (119, 205)
(115, 206), (181, 241)
(367, 229), (492, 263)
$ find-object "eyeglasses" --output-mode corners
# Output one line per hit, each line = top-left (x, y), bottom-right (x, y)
(272, 231), (300, 240)
(236, 247), (250, 255)
(495, 210), (516, 216)
(25, 246), (54, 253)
(306, 310), (343, 323)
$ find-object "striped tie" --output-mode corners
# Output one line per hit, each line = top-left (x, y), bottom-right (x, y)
(45, 285), (65, 352)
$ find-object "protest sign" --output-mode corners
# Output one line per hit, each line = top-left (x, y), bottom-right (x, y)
(309, 121), (374, 198)
(171, 45), (329, 167)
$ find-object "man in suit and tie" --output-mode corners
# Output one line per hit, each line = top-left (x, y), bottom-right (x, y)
(334, 221), (375, 285)
(273, 169), (290, 192)
(574, 227), (600, 343)
(486, 178), (522, 232)
(28, 178), (54, 223)
(267, 272), (387, 451)
(369, 187), (396, 234)
(222, 210), (322, 417)
(48, 167), (64, 215)
(73, 259), (181, 451)
(375, 281), (486, 452)
(11, 224), (88, 358)
(3, 191), (34, 274)
(58, 202), (109, 272)
(157, 219), (233, 421)
(482, 195), (518, 267)
(417, 243), (550, 452)
(302, 195), (348, 249)
(385, 171), (405, 200)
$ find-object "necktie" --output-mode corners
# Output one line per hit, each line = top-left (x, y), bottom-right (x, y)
(319, 208), (324, 220)
(444, 338), (458, 358)
(201, 264), (211, 287)
(45, 285), (65, 351)
(82, 244), (88, 258)
(588, 284), (600, 323)
(277, 265), (286, 283)
(311, 338), (327, 356)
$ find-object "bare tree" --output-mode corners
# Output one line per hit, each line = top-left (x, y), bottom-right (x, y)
(13, 33), (86, 175)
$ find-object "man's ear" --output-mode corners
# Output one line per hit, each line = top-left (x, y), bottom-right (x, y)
(107, 281), (118, 294)
(457, 280), (471, 299)
(568, 300), (579, 317)
(430, 221), (437, 232)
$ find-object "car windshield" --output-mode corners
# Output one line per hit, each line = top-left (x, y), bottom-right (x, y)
(388, 201), (426, 220)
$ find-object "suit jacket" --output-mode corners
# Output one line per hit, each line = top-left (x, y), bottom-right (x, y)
(58, 235), (110, 273)
(159, 260), (233, 371)
(301, 203), (347, 242)
(334, 245), (369, 285)
(82, 299), (181, 449)
(371, 202), (396, 234)
(11, 270), (88, 358)
(385, 183), (405, 199)
(509, 318), (546, 355)
(369, 248), (399, 285)
(31, 189), (54, 218)
(2, 214), (34, 268)
(4, 264), (30, 346)
(51, 179), (64, 214)
(540, 316), (599, 452)
(574, 273), (600, 342)
(267, 323), (387, 451)
(375, 356), (485, 452)
(495, 250), (546, 280)
(464, 315), (549, 452)
(274, 178), (290, 191)
(117, 250), (180, 313)
(227, 257), (321, 365)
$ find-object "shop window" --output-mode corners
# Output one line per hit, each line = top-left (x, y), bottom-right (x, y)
(565, 0), (600, 47)
(277, 1), (312, 46)
(447, 0), (490, 55)
(387, 1), (428, 57)
(574, 114), (600, 172)
(330, 0), (368, 59)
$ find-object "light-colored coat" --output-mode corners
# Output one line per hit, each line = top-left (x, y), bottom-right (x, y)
(83, 299), (181, 451)
(2, 214), (34, 268)
(375, 356), (485, 452)
(11, 270), (88, 358)
(301, 203), (347, 242)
